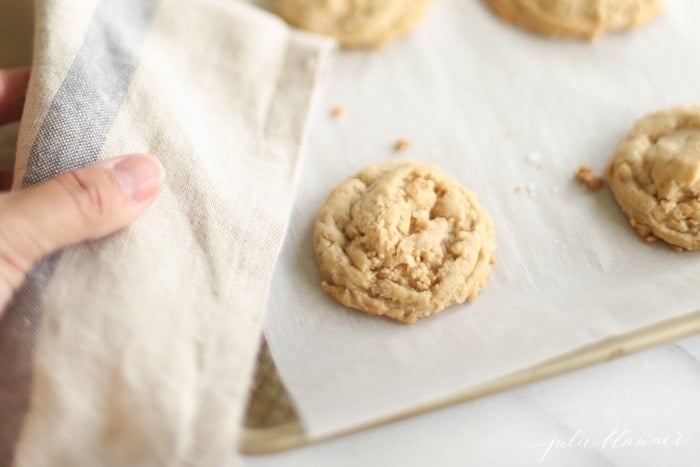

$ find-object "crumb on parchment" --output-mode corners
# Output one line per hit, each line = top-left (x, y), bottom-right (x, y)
(574, 165), (604, 191)
(394, 138), (410, 152)
(330, 106), (344, 118)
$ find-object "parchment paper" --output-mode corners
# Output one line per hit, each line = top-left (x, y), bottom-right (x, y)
(264, 0), (700, 438)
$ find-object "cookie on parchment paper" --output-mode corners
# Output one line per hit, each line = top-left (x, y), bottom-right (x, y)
(272, 0), (434, 48)
(607, 106), (700, 251)
(313, 160), (495, 324)
(486, 0), (662, 40)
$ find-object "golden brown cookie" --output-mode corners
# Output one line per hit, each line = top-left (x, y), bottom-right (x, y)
(606, 107), (700, 251)
(313, 160), (496, 323)
(486, 0), (662, 40)
(272, 0), (434, 49)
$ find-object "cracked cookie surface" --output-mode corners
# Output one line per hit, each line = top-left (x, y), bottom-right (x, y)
(272, 0), (434, 48)
(606, 106), (700, 251)
(313, 160), (495, 323)
(486, 0), (662, 40)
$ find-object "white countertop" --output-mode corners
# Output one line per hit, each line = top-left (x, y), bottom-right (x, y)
(245, 333), (700, 466)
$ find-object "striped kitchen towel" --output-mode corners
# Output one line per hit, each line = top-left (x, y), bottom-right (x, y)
(0, 0), (331, 465)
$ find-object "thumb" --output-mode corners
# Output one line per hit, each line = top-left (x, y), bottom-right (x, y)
(0, 154), (164, 307)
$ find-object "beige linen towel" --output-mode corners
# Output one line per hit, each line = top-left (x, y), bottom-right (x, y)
(0, 0), (331, 465)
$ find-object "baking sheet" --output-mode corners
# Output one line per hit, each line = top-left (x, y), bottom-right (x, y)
(263, 0), (700, 438)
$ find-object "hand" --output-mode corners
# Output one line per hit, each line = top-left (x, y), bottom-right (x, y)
(0, 68), (164, 312)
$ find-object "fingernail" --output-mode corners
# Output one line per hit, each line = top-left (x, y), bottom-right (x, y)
(105, 154), (164, 202)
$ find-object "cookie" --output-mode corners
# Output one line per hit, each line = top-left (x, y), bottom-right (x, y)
(606, 106), (700, 251)
(313, 160), (495, 323)
(272, 0), (434, 49)
(486, 0), (662, 40)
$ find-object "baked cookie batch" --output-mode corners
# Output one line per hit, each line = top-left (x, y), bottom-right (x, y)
(272, 0), (663, 48)
(272, 1), (697, 323)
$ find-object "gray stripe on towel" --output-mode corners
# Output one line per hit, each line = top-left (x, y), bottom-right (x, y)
(0, 0), (159, 463)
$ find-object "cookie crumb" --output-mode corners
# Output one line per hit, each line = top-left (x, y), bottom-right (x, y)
(630, 218), (650, 235)
(629, 218), (657, 243)
(514, 186), (522, 193)
(395, 138), (411, 152)
(574, 165), (604, 191)
(330, 106), (344, 118)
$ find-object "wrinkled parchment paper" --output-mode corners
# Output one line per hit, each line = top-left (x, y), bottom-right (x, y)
(264, 0), (700, 437)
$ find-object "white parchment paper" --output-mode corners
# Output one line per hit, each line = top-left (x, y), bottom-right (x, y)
(264, 0), (700, 437)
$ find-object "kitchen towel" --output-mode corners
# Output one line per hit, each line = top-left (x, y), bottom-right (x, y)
(0, 0), (331, 465)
